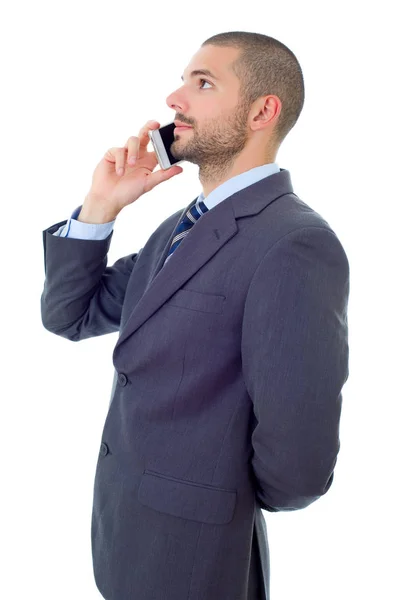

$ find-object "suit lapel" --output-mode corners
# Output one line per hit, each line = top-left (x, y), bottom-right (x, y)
(113, 197), (238, 354)
(113, 168), (293, 358)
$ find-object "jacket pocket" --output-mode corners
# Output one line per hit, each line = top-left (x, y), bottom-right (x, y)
(166, 288), (226, 314)
(138, 469), (236, 525)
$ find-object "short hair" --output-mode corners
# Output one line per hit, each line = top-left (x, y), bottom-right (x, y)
(201, 31), (305, 147)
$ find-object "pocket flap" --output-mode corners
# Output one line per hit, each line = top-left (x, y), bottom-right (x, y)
(138, 469), (236, 525)
(166, 289), (225, 313)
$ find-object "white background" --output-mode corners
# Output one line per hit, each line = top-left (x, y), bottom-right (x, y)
(1, 1), (399, 598)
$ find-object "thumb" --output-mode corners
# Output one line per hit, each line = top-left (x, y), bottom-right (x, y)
(144, 165), (183, 192)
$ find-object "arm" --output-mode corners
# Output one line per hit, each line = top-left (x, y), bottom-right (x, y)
(241, 226), (350, 512)
(41, 219), (141, 341)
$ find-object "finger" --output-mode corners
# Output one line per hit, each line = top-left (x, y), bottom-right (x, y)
(127, 120), (160, 164)
(126, 136), (138, 165)
(143, 165), (183, 193)
(138, 120), (160, 153)
(115, 147), (127, 176)
(104, 147), (117, 163)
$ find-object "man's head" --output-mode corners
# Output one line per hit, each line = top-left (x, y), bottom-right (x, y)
(165, 31), (305, 196)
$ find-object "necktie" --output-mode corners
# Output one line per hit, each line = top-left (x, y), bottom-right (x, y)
(166, 199), (209, 259)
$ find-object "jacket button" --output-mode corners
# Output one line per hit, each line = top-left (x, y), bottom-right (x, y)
(117, 373), (128, 386)
(100, 442), (109, 456)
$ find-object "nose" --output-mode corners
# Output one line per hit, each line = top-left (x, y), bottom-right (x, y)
(166, 86), (185, 114)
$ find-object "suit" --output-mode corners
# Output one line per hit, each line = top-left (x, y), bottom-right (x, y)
(41, 166), (350, 600)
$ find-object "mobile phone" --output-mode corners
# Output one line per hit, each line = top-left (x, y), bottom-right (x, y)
(149, 121), (183, 170)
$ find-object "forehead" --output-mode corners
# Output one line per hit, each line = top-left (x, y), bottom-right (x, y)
(181, 45), (241, 83)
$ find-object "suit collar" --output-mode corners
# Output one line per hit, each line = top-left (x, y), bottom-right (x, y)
(198, 162), (281, 211)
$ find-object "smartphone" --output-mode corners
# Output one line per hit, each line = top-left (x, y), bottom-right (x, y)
(149, 121), (183, 170)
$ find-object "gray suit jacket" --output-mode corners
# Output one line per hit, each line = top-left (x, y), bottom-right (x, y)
(41, 168), (350, 600)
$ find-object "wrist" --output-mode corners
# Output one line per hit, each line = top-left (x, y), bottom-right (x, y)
(78, 196), (119, 224)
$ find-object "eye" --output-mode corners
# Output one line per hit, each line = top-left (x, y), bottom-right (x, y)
(199, 78), (212, 89)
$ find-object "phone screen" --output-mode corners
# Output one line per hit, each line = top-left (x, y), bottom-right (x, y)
(158, 122), (180, 166)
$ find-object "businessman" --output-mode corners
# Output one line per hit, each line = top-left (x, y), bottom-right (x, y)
(41, 31), (350, 600)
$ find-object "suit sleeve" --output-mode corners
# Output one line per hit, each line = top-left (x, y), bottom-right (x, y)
(241, 226), (350, 512)
(41, 220), (141, 341)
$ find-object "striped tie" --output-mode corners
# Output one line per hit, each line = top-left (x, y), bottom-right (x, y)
(166, 199), (209, 258)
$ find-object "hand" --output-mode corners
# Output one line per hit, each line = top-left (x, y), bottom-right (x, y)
(86, 120), (183, 218)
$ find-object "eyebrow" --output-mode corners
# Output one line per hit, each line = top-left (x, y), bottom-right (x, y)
(181, 69), (220, 82)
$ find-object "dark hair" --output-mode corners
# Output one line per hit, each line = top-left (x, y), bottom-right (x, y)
(201, 31), (305, 147)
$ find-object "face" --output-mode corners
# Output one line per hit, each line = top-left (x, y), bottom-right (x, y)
(165, 46), (252, 173)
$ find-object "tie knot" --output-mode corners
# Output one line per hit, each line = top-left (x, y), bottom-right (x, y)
(187, 199), (208, 222)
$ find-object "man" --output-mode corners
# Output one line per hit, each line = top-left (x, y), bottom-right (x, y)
(41, 31), (350, 600)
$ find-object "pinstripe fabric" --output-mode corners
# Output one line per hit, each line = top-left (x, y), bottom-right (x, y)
(166, 199), (209, 258)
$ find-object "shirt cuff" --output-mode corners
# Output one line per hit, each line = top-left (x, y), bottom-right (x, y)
(52, 205), (116, 240)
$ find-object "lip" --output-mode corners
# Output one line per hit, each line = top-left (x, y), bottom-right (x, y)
(174, 126), (192, 132)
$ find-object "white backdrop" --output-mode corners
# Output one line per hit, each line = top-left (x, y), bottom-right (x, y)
(1, 1), (399, 598)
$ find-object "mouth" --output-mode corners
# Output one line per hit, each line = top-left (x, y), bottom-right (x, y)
(174, 121), (192, 128)
(174, 126), (192, 133)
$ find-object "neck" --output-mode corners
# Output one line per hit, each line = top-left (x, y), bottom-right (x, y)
(200, 154), (276, 198)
